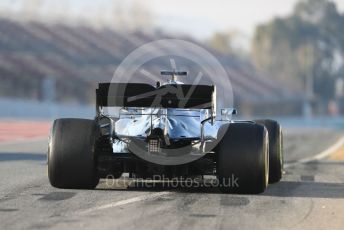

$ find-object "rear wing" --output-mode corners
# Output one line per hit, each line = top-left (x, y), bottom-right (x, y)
(96, 83), (216, 113)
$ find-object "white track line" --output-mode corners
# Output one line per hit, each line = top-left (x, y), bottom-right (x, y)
(285, 135), (344, 168)
(79, 191), (172, 215)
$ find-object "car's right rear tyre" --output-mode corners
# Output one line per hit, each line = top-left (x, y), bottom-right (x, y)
(48, 118), (99, 189)
(216, 122), (269, 194)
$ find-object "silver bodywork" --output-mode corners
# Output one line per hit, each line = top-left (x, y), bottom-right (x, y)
(99, 77), (234, 163)
(112, 108), (223, 153)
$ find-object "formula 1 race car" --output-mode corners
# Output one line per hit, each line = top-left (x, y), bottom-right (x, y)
(48, 71), (283, 194)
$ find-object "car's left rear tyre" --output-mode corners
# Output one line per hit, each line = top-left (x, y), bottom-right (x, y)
(254, 119), (283, 183)
(48, 118), (99, 189)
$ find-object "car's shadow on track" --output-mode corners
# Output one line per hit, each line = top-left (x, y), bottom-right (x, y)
(97, 161), (344, 199)
(264, 161), (344, 199)
(96, 180), (223, 194)
(97, 180), (344, 199)
(263, 181), (344, 198)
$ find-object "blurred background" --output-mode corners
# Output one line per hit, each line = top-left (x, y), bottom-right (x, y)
(0, 0), (343, 123)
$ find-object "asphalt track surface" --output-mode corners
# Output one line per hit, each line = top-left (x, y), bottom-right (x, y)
(0, 127), (344, 230)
